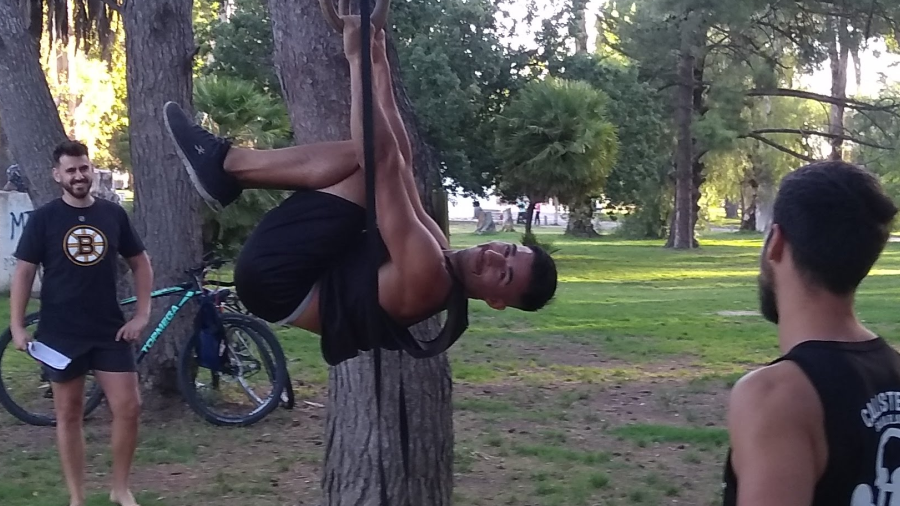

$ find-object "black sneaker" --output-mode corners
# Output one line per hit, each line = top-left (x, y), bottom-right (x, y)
(163, 101), (241, 211)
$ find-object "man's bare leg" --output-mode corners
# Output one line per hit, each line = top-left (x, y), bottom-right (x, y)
(311, 18), (403, 210)
(52, 376), (87, 506)
(163, 102), (363, 210)
(224, 141), (360, 190)
(96, 371), (141, 506)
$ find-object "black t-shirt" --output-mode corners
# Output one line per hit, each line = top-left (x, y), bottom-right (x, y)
(722, 338), (900, 506)
(14, 198), (145, 351)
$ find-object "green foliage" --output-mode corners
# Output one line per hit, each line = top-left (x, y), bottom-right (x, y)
(495, 77), (619, 210)
(390, 0), (534, 195)
(847, 86), (900, 225)
(194, 75), (292, 149)
(547, 53), (671, 208)
(192, 75), (294, 258)
(197, 0), (279, 95)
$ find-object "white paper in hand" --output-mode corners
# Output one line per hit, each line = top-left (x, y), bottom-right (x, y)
(27, 341), (72, 370)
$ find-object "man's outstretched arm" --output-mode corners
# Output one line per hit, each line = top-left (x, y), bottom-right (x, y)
(343, 17), (449, 315)
(372, 30), (449, 250)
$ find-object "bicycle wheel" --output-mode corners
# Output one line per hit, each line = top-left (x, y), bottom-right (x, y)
(0, 313), (104, 427)
(178, 312), (288, 427)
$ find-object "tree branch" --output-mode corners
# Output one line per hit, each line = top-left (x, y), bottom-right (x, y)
(746, 88), (900, 113)
(741, 133), (818, 163)
(750, 128), (894, 150)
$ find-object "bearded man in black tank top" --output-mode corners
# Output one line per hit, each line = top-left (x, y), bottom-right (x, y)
(162, 16), (557, 364)
(722, 160), (900, 506)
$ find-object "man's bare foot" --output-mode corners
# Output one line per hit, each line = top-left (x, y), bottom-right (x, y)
(110, 489), (140, 506)
(342, 15), (382, 58)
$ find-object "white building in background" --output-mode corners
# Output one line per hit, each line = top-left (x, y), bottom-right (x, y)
(445, 183), (562, 225)
(0, 191), (41, 292)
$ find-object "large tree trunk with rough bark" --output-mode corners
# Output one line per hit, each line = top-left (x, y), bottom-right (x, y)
(668, 15), (696, 250)
(122, 0), (203, 396)
(268, 0), (453, 504)
(0, 0), (70, 206)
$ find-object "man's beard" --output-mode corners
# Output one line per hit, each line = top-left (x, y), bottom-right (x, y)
(757, 268), (779, 324)
(63, 180), (91, 199)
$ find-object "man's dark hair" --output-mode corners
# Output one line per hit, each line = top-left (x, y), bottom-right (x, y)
(514, 244), (558, 311)
(52, 140), (89, 166)
(773, 160), (897, 295)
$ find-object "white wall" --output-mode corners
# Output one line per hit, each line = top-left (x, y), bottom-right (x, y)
(0, 191), (41, 292)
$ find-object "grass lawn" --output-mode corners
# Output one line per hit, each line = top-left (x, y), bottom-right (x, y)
(2, 223), (900, 505)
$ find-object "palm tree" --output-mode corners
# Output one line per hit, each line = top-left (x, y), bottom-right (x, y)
(495, 77), (619, 237)
(0, 0), (120, 204)
(22, 0), (119, 55)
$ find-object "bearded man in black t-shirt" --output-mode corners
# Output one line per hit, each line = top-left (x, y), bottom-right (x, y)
(8, 140), (153, 506)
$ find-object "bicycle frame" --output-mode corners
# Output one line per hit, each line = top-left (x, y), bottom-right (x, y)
(119, 283), (203, 361)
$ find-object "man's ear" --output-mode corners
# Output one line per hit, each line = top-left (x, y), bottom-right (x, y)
(486, 299), (507, 310)
(766, 224), (786, 264)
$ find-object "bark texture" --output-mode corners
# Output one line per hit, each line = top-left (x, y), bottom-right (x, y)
(669, 14), (696, 250)
(122, 0), (203, 396)
(564, 197), (599, 237)
(0, 0), (70, 206)
(827, 16), (849, 160)
(0, 119), (12, 178)
(268, 0), (453, 504)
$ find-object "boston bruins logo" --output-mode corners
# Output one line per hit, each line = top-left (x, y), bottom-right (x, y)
(63, 225), (107, 266)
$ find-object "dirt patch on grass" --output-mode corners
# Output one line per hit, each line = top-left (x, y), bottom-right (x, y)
(453, 376), (732, 506)
(2, 352), (734, 506)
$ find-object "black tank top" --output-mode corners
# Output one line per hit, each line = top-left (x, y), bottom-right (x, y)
(722, 338), (900, 506)
(317, 228), (469, 366)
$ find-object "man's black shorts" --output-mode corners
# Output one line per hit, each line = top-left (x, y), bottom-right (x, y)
(234, 189), (366, 324)
(42, 341), (137, 384)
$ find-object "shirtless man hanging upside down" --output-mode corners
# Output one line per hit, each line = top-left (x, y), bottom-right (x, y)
(163, 15), (557, 365)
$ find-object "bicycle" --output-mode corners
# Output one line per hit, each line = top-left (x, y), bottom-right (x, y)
(206, 278), (296, 411)
(0, 257), (290, 427)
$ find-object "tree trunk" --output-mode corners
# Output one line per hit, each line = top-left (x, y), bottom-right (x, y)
(0, 0), (70, 206)
(668, 14), (696, 249)
(524, 200), (535, 236)
(739, 178), (758, 232)
(122, 0), (203, 397)
(564, 196), (599, 238)
(268, 1), (453, 504)
(0, 119), (12, 177)
(573, 0), (589, 54)
(827, 16), (849, 161)
(724, 198), (738, 219)
(755, 179), (775, 234)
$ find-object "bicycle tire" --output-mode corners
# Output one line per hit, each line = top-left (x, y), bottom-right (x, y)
(0, 313), (105, 427)
(217, 296), (294, 410)
(178, 312), (288, 427)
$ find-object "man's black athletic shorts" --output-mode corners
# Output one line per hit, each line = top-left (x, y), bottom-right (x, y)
(40, 339), (137, 383)
(234, 189), (366, 324)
